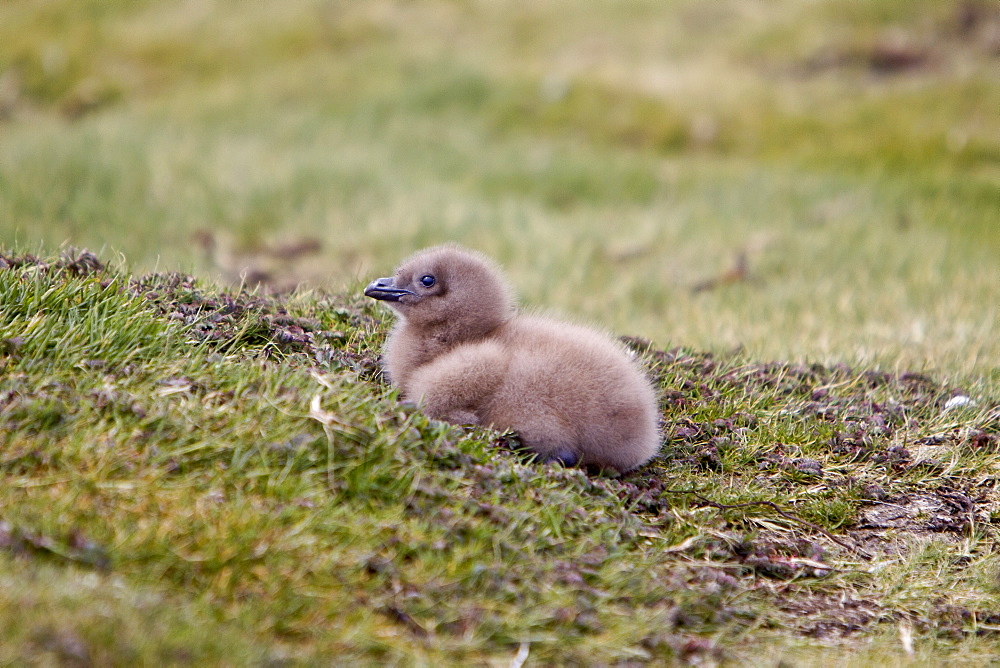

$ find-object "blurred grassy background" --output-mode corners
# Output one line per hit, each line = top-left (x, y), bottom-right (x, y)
(1, 0), (998, 380)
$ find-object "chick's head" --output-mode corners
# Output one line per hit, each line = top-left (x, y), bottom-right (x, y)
(365, 245), (514, 335)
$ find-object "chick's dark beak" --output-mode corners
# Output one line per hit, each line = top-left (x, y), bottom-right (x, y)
(364, 276), (415, 302)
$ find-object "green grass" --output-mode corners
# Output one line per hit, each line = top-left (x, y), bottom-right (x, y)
(1, 0), (999, 663)
(0, 249), (998, 664)
(2, 0), (998, 378)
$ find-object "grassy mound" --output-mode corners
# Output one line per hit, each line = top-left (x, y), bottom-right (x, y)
(1, 248), (998, 664)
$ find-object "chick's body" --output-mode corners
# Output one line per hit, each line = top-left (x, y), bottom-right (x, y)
(366, 245), (661, 473)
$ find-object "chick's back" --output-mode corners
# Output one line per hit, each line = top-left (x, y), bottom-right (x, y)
(408, 313), (661, 472)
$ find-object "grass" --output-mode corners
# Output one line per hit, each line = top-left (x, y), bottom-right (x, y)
(1, 0), (997, 376)
(1, 0), (999, 663)
(1, 249), (998, 665)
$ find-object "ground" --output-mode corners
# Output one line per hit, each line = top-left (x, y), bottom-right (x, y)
(2, 249), (997, 664)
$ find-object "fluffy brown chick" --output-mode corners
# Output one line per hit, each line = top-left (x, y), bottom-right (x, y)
(364, 244), (661, 473)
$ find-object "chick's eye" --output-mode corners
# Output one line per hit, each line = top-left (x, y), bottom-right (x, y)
(419, 275), (436, 288)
